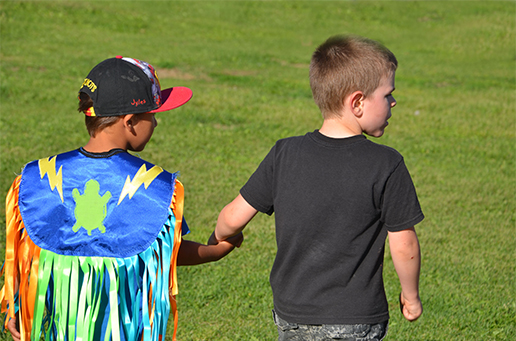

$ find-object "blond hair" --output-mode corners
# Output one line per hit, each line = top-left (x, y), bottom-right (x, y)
(309, 35), (397, 118)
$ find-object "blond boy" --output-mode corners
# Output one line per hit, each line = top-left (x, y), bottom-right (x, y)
(212, 35), (423, 340)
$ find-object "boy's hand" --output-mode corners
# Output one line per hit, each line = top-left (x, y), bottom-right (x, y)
(7, 317), (21, 341)
(225, 232), (244, 248)
(399, 292), (423, 322)
(208, 231), (219, 246)
(208, 231), (244, 248)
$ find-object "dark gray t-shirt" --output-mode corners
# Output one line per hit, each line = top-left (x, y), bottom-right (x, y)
(240, 131), (424, 325)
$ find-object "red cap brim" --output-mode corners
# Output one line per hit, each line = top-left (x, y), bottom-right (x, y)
(150, 86), (193, 113)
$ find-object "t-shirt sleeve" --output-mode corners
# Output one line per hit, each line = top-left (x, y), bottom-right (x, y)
(381, 159), (424, 232)
(240, 146), (276, 216)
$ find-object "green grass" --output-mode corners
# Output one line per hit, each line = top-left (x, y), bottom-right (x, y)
(1, 1), (515, 340)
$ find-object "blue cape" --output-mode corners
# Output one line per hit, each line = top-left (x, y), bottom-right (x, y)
(19, 149), (176, 258)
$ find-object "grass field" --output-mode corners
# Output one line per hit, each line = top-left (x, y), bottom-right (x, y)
(0, 1), (514, 340)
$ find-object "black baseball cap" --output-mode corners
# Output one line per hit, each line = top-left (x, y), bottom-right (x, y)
(79, 56), (193, 117)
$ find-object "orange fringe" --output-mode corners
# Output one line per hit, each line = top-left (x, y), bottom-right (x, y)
(0, 176), (42, 341)
(170, 179), (184, 341)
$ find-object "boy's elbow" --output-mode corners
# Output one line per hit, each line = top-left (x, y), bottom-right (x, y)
(389, 228), (420, 254)
(216, 195), (257, 240)
(218, 206), (244, 232)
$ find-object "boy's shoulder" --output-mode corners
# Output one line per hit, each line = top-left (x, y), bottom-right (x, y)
(21, 148), (177, 195)
(268, 132), (406, 174)
(276, 131), (403, 156)
(274, 133), (307, 146)
(23, 148), (168, 171)
(362, 138), (405, 159)
(352, 138), (406, 169)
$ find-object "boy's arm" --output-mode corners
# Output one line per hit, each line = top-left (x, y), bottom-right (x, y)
(388, 227), (423, 322)
(214, 194), (258, 241)
(176, 233), (243, 266)
(178, 194), (257, 266)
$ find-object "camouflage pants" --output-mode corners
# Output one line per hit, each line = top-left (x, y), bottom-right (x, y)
(272, 310), (388, 341)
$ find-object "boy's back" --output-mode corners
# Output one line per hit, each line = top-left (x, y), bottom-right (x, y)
(241, 131), (423, 324)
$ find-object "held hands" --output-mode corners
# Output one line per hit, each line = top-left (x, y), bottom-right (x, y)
(208, 231), (244, 249)
(177, 232), (243, 266)
(399, 292), (423, 322)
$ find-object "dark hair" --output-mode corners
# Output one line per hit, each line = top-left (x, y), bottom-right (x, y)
(78, 92), (122, 137)
(309, 35), (398, 118)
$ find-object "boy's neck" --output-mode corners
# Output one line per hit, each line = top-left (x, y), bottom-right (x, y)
(83, 139), (126, 154)
(83, 129), (128, 154)
(319, 116), (362, 139)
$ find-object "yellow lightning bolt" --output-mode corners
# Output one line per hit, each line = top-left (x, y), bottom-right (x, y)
(39, 156), (64, 202)
(118, 164), (163, 205)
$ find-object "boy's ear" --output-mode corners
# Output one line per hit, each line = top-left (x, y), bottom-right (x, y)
(122, 114), (134, 128)
(350, 91), (365, 118)
(123, 114), (136, 132)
